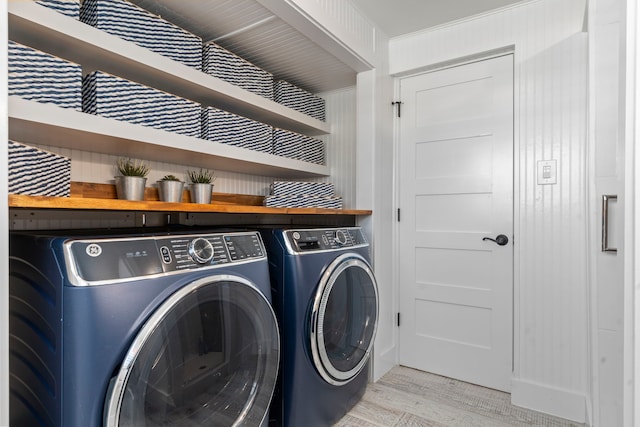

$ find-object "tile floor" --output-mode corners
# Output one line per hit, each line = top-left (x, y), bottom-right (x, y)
(335, 366), (586, 426)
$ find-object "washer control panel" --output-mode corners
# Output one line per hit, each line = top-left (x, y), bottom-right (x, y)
(286, 227), (367, 253)
(65, 231), (266, 284)
(157, 231), (265, 271)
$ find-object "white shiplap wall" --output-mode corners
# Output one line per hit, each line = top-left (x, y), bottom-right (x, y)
(318, 87), (357, 208)
(389, 0), (589, 422)
(312, 0), (376, 52)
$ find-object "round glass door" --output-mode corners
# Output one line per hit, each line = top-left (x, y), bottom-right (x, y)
(310, 253), (379, 386)
(104, 275), (279, 427)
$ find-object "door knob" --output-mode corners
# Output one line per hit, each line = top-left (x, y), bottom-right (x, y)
(482, 234), (509, 246)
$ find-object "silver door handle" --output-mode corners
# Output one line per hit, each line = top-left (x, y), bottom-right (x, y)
(602, 194), (617, 252)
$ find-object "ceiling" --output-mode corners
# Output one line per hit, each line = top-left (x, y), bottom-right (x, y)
(130, 0), (527, 93)
(350, 0), (528, 38)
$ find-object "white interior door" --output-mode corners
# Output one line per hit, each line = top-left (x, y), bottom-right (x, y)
(398, 54), (514, 392)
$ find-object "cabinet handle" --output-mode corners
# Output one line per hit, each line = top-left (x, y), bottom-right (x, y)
(602, 194), (617, 252)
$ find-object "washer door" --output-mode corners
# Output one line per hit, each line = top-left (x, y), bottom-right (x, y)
(104, 275), (279, 427)
(310, 253), (379, 385)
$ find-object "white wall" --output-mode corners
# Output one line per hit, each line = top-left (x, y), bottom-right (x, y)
(356, 27), (396, 381)
(389, 0), (590, 422)
(1, 2), (9, 424)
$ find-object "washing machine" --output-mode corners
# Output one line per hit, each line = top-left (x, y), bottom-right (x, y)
(261, 227), (379, 427)
(9, 229), (280, 427)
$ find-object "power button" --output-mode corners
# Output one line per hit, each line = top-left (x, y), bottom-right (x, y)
(160, 246), (172, 264)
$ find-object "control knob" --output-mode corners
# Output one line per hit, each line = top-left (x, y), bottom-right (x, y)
(334, 229), (349, 246)
(188, 237), (214, 264)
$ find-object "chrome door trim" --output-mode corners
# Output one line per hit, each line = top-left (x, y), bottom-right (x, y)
(309, 253), (379, 386)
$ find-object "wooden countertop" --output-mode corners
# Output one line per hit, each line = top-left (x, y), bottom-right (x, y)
(8, 182), (372, 216)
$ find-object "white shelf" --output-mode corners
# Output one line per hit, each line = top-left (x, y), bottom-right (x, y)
(9, 97), (330, 178)
(7, 1), (331, 136)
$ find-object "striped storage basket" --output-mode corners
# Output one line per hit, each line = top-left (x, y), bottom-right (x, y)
(36, 0), (80, 19)
(203, 42), (274, 100)
(273, 128), (325, 165)
(83, 71), (201, 137)
(8, 40), (81, 110)
(81, 0), (202, 70)
(264, 195), (342, 209)
(271, 181), (334, 197)
(8, 140), (71, 197)
(274, 80), (325, 122)
(201, 107), (272, 153)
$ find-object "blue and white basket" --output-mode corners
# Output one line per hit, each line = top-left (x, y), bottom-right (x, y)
(36, 0), (80, 19)
(81, 0), (202, 70)
(274, 80), (325, 122)
(8, 140), (71, 197)
(83, 71), (201, 137)
(8, 40), (81, 110)
(264, 195), (342, 209)
(201, 107), (272, 153)
(273, 128), (325, 165)
(271, 181), (334, 197)
(203, 42), (274, 100)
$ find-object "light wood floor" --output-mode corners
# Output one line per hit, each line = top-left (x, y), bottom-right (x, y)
(335, 366), (585, 426)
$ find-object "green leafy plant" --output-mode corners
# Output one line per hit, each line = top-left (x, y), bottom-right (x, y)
(116, 158), (149, 178)
(160, 174), (181, 182)
(187, 168), (216, 184)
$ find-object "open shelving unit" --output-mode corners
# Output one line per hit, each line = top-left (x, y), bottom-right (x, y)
(9, 97), (330, 178)
(8, 2), (331, 136)
(8, 1), (333, 186)
(6, 2), (374, 218)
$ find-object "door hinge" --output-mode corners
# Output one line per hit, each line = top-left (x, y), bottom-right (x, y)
(391, 101), (403, 118)
(397, 208), (401, 222)
(397, 312), (401, 327)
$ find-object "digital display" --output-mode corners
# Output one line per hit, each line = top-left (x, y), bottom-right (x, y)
(225, 234), (263, 260)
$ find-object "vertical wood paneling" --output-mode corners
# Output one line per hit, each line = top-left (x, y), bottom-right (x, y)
(318, 87), (357, 209)
(313, 0), (376, 52)
(389, 0), (589, 421)
(389, 0), (586, 76)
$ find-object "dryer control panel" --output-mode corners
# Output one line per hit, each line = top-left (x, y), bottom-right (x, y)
(285, 227), (368, 253)
(64, 231), (266, 285)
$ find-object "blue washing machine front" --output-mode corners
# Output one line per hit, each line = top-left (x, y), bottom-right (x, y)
(9, 229), (279, 427)
(261, 227), (379, 427)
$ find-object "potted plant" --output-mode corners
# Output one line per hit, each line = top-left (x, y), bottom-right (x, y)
(157, 174), (184, 203)
(114, 158), (149, 201)
(187, 168), (216, 204)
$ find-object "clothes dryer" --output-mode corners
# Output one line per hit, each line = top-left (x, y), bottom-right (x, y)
(9, 229), (279, 427)
(261, 227), (379, 427)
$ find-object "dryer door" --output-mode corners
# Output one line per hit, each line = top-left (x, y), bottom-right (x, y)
(310, 253), (379, 385)
(104, 275), (279, 427)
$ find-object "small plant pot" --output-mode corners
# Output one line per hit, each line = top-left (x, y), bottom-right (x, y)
(190, 183), (213, 204)
(115, 176), (147, 201)
(157, 180), (185, 203)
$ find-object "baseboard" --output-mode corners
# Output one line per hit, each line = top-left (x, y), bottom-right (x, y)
(372, 345), (396, 382)
(511, 378), (587, 423)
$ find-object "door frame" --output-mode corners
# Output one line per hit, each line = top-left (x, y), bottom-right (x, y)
(391, 46), (521, 385)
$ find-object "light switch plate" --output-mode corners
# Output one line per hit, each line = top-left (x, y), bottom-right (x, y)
(537, 160), (557, 185)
